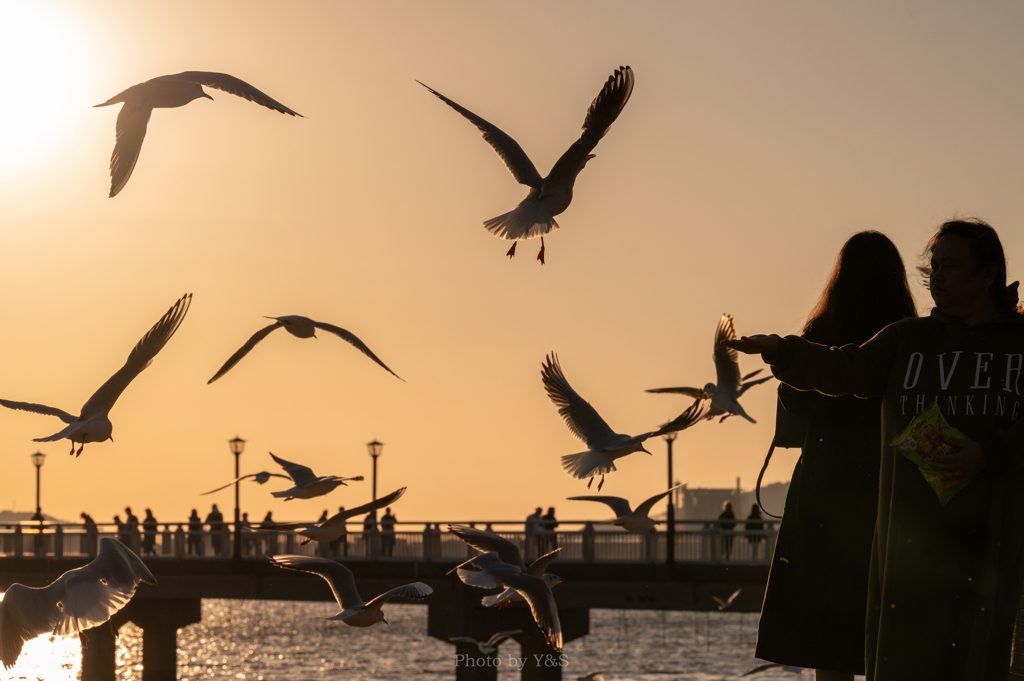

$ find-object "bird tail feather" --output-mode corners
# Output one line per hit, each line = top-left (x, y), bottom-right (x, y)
(560, 451), (616, 480)
(483, 204), (559, 241)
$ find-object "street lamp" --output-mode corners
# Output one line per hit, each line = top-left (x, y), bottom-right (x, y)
(367, 440), (383, 501)
(663, 432), (677, 564)
(229, 436), (246, 559)
(31, 452), (45, 523)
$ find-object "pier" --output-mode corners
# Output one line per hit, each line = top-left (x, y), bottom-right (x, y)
(0, 519), (777, 681)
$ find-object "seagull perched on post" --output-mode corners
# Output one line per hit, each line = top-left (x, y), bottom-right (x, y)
(448, 630), (522, 655)
(543, 354), (708, 491)
(263, 452), (364, 501)
(567, 485), (684, 533)
(260, 487), (406, 543)
(95, 71), (302, 197)
(269, 555), (431, 627)
(418, 66), (634, 264)
(0, 538), (155, 669)
(647, 314), (771, 423)
(207, 315), (401, 383)
(0, 294), (191, 457)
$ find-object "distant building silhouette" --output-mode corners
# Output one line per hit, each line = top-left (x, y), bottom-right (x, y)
(673, 478), (790, 520)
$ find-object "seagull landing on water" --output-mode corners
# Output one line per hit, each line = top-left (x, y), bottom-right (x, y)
(207, 315), (401, 384)
(0, 294), (191, 457)
(448, 630), (522, 655)
(647, 314), (771, 424)
(567, 485), (684, 533)
(269, 555), (431, 627)
(261, 487), (406, 543)
(0, 538), (155, 669)
(418, 66), (634, 264)
(543, 354), (708, 491)
(265, 452), (364, 501)
(95, 71), (301, 197)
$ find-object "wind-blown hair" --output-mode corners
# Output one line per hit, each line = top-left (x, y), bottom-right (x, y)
(803, 231), (917, 347)
(919, 218), (1020, 315)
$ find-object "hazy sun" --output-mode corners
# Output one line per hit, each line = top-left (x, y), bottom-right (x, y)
(0, 2), (92, 174)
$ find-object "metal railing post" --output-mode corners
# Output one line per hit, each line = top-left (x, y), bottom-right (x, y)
(54, 525), (64, 559)
(582, 522), (595, 562)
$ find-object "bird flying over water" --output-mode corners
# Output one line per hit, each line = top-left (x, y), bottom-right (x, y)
(0, 538), (155, 669)
(712, 588), (742, 611)
(261, 487), (406, 543)
(567, 485), (684, 533)
(266, 452), (364, 501)
(543, 353), (706, 491)
(647, 314), (771, 423)
(448, 630), (522, 655)
(269, 555), (431, 627)
(207, 315), (401, 383)
(0, 294), (191, 456)
(95, 71), (302, 197)
(418, 66), (634, 264)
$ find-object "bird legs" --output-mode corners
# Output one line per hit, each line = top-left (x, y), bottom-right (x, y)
(69, 441), (84, 457)
(587, 473), (606, 491)
(537, 236), (545, 265)
(506, 242), (517, 259)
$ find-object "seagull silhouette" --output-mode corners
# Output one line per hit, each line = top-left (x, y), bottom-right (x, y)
(567, 485), (684, 533)
(95, 71), (302, 197)
(0, 294), (191, 456)
(266, 452), (364, 501)
(262, 487), (406, 543)
(418, 66), (634, 264)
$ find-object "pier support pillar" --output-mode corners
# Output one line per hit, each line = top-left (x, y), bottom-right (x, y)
(126, 598), (203, 681)
(515, 608), (588, 681)
(80, 620), (118, 681)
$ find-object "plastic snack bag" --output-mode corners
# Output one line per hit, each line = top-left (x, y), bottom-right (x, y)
(890, 401), (970, 506)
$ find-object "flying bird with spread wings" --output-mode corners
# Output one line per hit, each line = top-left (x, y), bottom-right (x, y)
(0, 294), (191, 456)
(95, 71), (301, 197)
(264, 452), (364, 501)
(647, 314), (771, 423)
(418, 66), (634, 264)
(0, 538), (155, 669)
(260, 487), (406, 543)
(207, 315), (401, 384)
(567, 485), (684, 533)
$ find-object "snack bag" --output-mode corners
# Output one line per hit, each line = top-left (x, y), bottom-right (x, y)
(890, 401), (970, 506)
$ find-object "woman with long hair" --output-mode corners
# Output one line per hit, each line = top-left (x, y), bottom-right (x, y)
(755, 231), (916, 681)
(730, 219), (1023, 680)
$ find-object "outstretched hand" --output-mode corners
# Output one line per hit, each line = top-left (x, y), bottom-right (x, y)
(722, 334), (779, 355)
(931, 436), (986, 482)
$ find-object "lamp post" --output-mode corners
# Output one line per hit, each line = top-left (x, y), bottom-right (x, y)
(31, 452), (45, 523)
(663, 432), (677, 564)
(367, 440), (383, 501)
(229, 436), (246, 559)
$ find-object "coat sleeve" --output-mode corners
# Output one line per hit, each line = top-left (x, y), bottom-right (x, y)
(764, 322), (902, 399)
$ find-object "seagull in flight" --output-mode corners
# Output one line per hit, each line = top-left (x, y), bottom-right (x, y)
(418, 66), (634, 264)
(200, 471), (292, 496)
(567, 485), (684, 533)
(543, 353), (707, 490)
(269, 555), (431, 627)
(0, 538), (156, 669)
(0, 294), (191, 456)
(266, 452), (364, 501)
(448, 630), (522, 655)
(95, 71), (302, 197)
(447, 524), (563, 608)
(207, 315), (401, 384)
(647, 314), (771, 423)
(740, 663), (808, 676)
(712, 588), (742, 611)
(261, 487), (406, 543)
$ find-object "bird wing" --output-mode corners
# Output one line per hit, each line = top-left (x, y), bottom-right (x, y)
(448, 525), (525, 571)
(0, 399), (76, 424)
(490, 566), (563, 653)
(53, 538), (156, 636)
(322, 487), (407, 527)
(542, 354), (617, 448)
(155, 72), (302, 116)
(78, 294), (191, 419)
(727, 588), (742, 604)
(270, 452), (318, 486)
(207, 322), (281, 384)
(485, 629), (522, 647)
(651, 393), (711, 438)
(713, 314), (742, 396)
(269, 555), (364, 609)
(0, 584), (60, 669)
(566, 495), (632, 518)
(310, 321), (402, 380)
(366, 582), (433, 607)
(107, 103), (152, 198)
(736, 374), (772, 398)
(200, 472), (291, 495)
(525, 548), (562, 577)
(633, 485), (684, 519)
(416, 81), (543, 189)
(740, 663), (785, 676)
(456, 567), (502, 589)
(545, 66), (634, 190)
(448, 636), (479, 644)
(644, 386), (705, 398)
(711, 596), (725, 607)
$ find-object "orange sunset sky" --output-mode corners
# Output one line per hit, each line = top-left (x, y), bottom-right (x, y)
(0, 0), (1022, 526)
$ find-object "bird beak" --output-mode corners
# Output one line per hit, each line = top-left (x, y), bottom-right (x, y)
(203, 93), (214, 101)
(586, 154), (596, 160)
(643, 447), (652, 456)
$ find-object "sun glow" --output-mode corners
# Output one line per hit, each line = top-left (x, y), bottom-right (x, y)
(0, 2), (92, 174)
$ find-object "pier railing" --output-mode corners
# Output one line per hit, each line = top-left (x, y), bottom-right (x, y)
(0, 519), (777, 564)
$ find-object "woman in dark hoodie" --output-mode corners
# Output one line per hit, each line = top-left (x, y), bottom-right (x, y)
(729, 219), (1023, 681)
